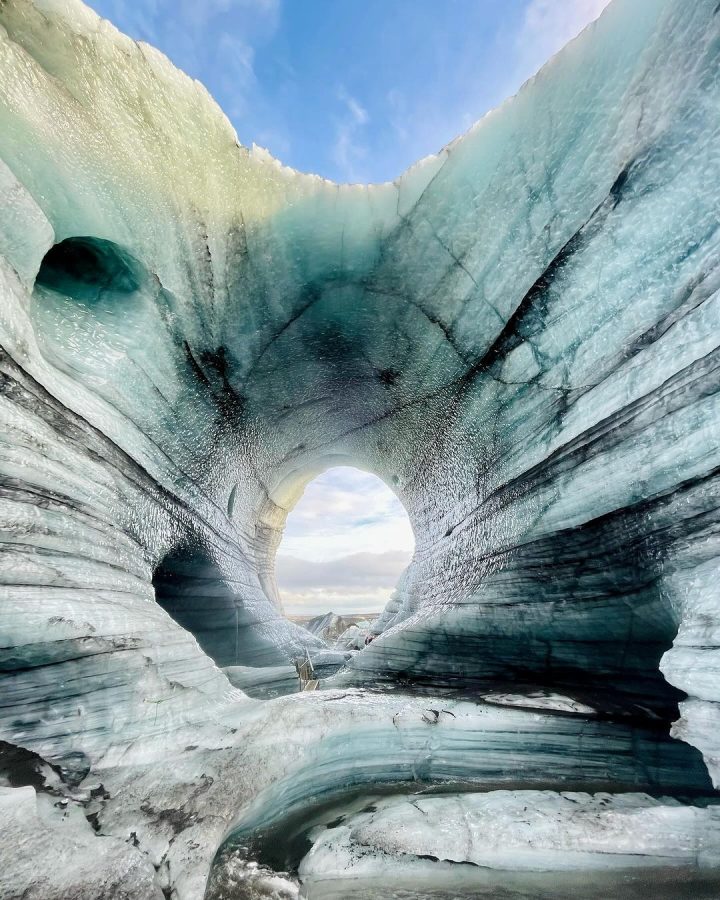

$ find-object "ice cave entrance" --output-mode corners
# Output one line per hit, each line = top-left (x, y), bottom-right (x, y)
(275, 467), (414, 634)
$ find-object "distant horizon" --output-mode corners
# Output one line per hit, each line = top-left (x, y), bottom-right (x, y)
(286, 610), (380, 623)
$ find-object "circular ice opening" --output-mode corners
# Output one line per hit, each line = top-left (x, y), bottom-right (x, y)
(35, 236), (142, 302)
(275, 466), (414, 632)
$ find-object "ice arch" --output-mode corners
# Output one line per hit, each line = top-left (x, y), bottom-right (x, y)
(152, 544), (243, 668)
(0, 0), (716, 768)
(1, 1), (720, 897)
(35, 237), (143, 302)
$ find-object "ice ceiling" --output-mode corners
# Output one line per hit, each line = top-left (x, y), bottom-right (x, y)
(1, 0), (720, 898)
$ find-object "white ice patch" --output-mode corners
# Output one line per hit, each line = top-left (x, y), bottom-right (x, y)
(480, 691), (596, 714)
(300, 790), (720, 881)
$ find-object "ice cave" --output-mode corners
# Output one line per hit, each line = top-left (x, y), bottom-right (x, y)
(1, 0), (720, 897)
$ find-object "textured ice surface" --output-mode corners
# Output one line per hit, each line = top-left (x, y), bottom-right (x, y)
(1, 0), (720, 897)
(0, 785), (162, 899)
(334, 622), (372, 650)
(204, 692), (712, 897)
(223, 664), (299, 699)
(479, 691), (596, 714)
(299, 791), (720, 878)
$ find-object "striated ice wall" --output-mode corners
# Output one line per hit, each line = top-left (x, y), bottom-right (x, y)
(1, 0), (719, 767)
(1, 0), (720, 895)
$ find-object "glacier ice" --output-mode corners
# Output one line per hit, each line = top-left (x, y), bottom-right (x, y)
(1, 0), (720, 897)
(299, 791), (720, 877)
(0, 784), (162, 899)
(305, 612), (366, 643)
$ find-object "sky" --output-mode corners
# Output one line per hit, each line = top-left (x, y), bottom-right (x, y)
(274, 468), (414, 616)
(87, 0), (611, 184)
(84, 0), (611, 614)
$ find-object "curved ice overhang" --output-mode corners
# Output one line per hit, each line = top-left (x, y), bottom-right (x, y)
(1, 0), (720, 895)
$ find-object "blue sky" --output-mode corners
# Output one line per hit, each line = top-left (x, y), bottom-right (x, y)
(85, 0), (610, 613)
(87, 0), (610, 183)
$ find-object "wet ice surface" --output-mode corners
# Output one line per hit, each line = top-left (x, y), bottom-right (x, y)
(210, 838), (720, 898)
(210, 827), (720, 900)
(300, 792), (720, 872)
(223, 664), (300, 699)
(209, 792), (720, 900)
(298, 871), (720, 900)
(479, 691), (597, 714)
(209, 859), (720, 900)
(320, 675), (674, 726)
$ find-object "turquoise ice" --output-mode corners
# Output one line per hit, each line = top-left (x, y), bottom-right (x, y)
(1, 1), (720, 897)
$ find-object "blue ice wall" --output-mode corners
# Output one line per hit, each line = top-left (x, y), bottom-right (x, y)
(0, 0), (719, 788)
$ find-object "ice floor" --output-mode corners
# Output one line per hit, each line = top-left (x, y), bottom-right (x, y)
(203, 684), (720, 899)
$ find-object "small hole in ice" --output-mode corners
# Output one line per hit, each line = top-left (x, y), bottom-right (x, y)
(36, 236), (142, 301)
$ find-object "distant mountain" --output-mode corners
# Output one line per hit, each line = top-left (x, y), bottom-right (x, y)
(303, 612), (373, 643)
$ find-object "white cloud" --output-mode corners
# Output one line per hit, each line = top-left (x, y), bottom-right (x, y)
(279, 467), (414, 563)
(276, 550), (411, 591)
(331, 86), (370, 182)
(386, 88), (408, 141)
(338, 86), (369, 127)
(374, 0), (614, 182)
(217, 33), (258, 118)
(276, 467), (414, 614)
(514, 0), (612, 83)
(170, 0), (280, 36)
